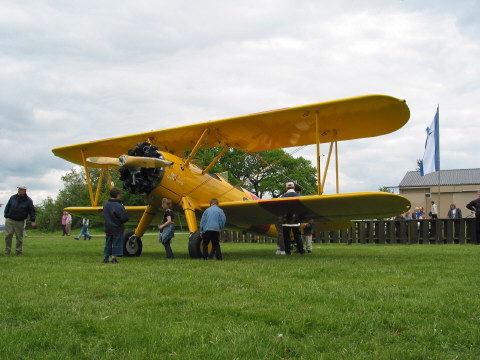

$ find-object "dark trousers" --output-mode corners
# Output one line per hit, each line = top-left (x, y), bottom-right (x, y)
(202, 231), (222, 260)
(163, 239), (174, 259)
(62, 225), (67, 236)
(282, 226), (304, 255)
(476, 214), (480, 243)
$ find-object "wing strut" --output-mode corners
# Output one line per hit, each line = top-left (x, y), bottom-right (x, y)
(81, 149), (96, 206)
(315, 115), (339, 195)
(81, 150), (113, 206)
(315, 112), (322, 195)
(183, 128), (210, 168)
(202, 146), (229, 174)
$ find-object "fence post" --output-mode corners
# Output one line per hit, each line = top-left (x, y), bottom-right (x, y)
(408, 220), (417, 244)
(435, 220), (443, 244)
(445, 220), (453, 244)
(459, 219), (466, 244)
(377, 221), (385, 244)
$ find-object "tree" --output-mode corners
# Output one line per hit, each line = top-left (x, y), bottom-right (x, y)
(416, 159), (422, 171)
(190, 148), (317, 198)
(35, 167), (144, 231)
(379, 186), (394, 193)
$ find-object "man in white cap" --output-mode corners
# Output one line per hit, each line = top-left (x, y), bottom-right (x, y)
(4, 186), (36, 255)
(280, 182), (305, 255)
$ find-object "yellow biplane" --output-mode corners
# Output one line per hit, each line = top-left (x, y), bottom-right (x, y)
(52, 94), (411, 257)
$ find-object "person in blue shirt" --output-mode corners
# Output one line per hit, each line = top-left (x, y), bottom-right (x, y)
(200, 198), (226, 260)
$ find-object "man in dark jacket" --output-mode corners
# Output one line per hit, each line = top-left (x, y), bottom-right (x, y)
(281, 182), (305, 255)
(466, 192), (480, 243)
(102, 187), (128, 263)
(4, 185), (36, 255)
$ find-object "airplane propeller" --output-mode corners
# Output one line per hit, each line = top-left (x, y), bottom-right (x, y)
(87, 155), (173, 168)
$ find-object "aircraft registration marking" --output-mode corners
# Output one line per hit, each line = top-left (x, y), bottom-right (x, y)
(167, 171), (184, 185)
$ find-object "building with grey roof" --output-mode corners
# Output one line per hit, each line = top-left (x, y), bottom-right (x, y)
(398, 169), (480, 218)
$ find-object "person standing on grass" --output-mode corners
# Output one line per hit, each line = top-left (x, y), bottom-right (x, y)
(4, 185), (36, 256)
(102, 187), (128, 263)
(158, 198), (175, 259)
(466, 192), (480, 243)
(301, 219), (314, 253)
(61, 211), (68, 236)
(281, 182), (305, 255)
(200, 198), (226, 260)
(65, 212), (72, 236)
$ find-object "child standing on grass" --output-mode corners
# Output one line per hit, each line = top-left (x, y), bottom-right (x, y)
(158, 198), (175, 259)
(102, 187), (128, 264)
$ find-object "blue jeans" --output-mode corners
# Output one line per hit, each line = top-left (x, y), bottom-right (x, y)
(104, 234), (123, 256)
(78, 225), (90, 240)
(161, 223), (175, 259)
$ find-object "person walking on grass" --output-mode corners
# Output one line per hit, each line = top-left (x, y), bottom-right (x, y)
(75, 218), (92, 240)
(102, 187), (128, 263)
(158, 198), (175, 259)
(200, 198), (226, 260)
(4, 185), (36, 256)
(62, 211), (68, 236)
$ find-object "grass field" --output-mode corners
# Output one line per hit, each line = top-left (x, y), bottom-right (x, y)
(0, 230), (479, 359)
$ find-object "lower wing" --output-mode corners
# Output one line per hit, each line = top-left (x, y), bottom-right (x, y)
(214, 192), (410, 233)
(64, 206), (165, 226)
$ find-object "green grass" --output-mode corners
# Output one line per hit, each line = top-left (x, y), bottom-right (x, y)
(0, 230), (479, 359)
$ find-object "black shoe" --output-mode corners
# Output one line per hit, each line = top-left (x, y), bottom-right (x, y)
(102, 259), (109, 263)
(111, 258), (118, 264)
(74, 237), (79, 240)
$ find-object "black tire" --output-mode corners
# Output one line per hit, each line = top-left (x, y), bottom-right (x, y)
(188, 231), (213, 258)
(123, 231), (143, 257)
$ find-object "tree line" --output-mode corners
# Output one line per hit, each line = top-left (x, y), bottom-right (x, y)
(34, 148), (317, 231)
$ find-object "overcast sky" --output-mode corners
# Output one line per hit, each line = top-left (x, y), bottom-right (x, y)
(1, 0), (479, 222)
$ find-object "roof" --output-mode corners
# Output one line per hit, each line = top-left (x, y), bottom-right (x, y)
(399, 169), (480, 188)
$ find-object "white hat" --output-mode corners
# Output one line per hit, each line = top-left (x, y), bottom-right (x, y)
(17, 185), (27, 190)
(286, 182), (295, 189)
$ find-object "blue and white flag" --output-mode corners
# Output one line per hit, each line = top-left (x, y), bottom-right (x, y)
(420, 107), (440, 176)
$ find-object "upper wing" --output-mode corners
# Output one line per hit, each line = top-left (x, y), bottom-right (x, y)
(64, 206), (165, 226)
(212, 192), (410, 229)
(52, 95), (409, 166)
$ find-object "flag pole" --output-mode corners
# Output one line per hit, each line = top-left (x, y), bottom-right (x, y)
(437, 105), (440, 217)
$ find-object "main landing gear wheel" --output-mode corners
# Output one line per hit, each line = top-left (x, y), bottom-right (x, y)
(188, 230), (213, 259)
(123, 231), (143, 257)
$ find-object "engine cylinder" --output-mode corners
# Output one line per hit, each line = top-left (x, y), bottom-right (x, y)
(119, 141), (166, 195)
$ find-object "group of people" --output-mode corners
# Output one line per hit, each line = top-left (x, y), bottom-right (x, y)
(5, 183), (480, 260)
(402, 201), (463, 220)
(101, 188), (227, 263)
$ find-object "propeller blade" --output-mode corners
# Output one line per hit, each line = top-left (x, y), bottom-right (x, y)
(119, 155), (173, 168)
(86, 157), (120, 166)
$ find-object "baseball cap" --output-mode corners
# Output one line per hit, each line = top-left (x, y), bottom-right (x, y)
(17, 185), (27, 190)
(286, 182), (295, 189)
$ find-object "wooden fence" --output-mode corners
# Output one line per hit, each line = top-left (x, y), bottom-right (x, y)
(222, 218), (478, 245)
